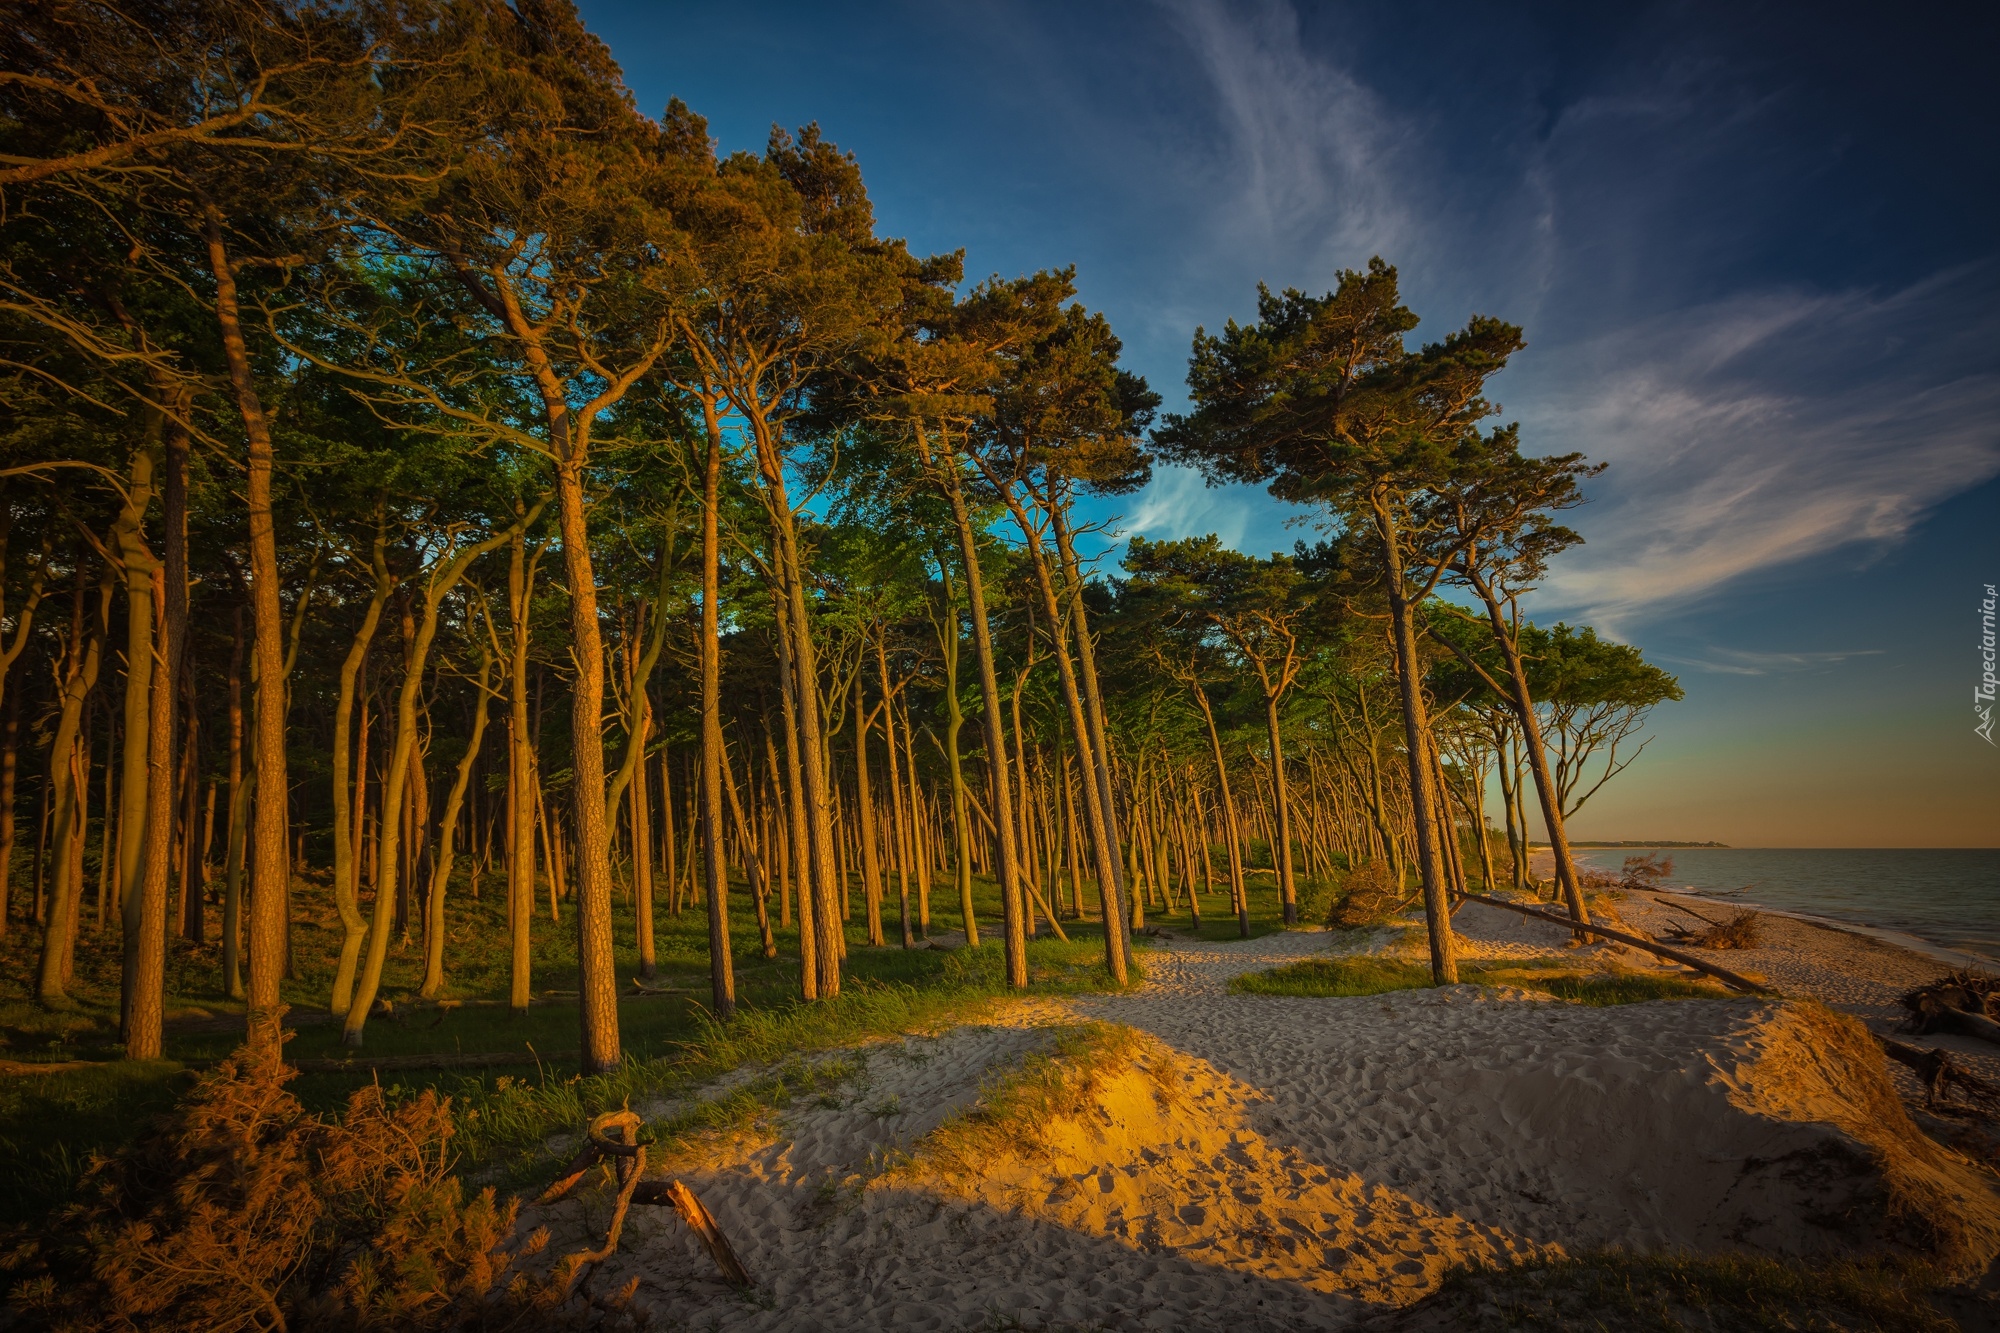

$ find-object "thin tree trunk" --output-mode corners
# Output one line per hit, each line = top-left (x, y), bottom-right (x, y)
(1373, 493), (1456, 983)
(853, 686), (884, 947)
(222, 605), (247, 1000)
(328, 552), (390, 1016)
(37, 572), (107, 1004)
(127, 564), (174, 1059)
(933, 453), (1025, 985)
(993, 483), (1128, 981)
(0, 676), (17, 934)
(697, 412), (735, 1017)
(877, 632), (914, 949)
(203, 214), (292, 1061)
(420, 653), (493, 997)
(1262, 694), (1298, 924)
(772, 595), (817, 997)
(113, 440), (159, 1032)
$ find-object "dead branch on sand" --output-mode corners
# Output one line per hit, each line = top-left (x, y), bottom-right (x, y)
(1877, 1035), (2000, 1114)
(539, 1108), (752, 1290)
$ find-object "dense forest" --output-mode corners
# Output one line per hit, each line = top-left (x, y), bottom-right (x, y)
(0, 0), (1681, 1077)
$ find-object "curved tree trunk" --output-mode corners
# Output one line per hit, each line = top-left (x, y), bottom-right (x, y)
(35, 576), (106, 1005)
(328, 554), (391, 1016)
(420, 652), (493, 998)
(1480, 592), (1590, 927)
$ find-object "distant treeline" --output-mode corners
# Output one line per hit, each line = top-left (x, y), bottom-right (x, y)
(1543, 841), (1730, 848)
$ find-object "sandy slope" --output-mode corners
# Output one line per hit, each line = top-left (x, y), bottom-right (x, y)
(507, 914), (2000, 1331)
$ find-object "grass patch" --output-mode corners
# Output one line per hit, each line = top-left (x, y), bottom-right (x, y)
(1229, 953), (1728, 1004)
(0, 864), (1156, 1230)
(1154, 872), (1301, 942)
(1231, 955), (1435, 998)
(1398, 1251), (1954, 1332)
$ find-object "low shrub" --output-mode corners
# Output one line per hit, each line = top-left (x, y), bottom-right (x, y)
(2, 1049), (593, 1332)
(1329, 859), (1403, 928)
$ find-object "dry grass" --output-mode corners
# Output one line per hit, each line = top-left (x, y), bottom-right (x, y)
(1781, 1002), (2000, 1280)
(909, 1022), (1172, 1179)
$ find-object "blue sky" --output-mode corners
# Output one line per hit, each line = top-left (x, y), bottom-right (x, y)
(584, 0), (2000, 846)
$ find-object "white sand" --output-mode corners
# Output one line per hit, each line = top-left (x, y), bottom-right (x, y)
(508, 915), (2000, 1330)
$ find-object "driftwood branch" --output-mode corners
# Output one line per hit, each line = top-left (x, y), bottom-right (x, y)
(1877, 1035), (2000, 1112)
(1458, 891), (1775, 995)
(537, 1107), (751, 1288)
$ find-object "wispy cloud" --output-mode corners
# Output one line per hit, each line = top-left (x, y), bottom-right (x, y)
(1115, 2), (2000, 638)
(1519, 264), (2000, 631)
(1115, 463), (1267, 551)
(1654, 647), (1888, 677)
(1154, 0), (1415, 287)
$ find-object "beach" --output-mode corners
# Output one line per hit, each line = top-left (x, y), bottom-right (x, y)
(513, 888), (2000, 1330)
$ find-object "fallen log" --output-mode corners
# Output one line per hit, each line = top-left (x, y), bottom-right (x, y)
(1877, 1034), (2000, 1112)
(1457, 891), (1775, 995)
(1923, 1005), (2000, 1047)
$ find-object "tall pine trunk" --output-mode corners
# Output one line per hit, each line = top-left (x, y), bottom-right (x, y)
(1372, 493), (1457, 983)
(937, 458), (1025, 986)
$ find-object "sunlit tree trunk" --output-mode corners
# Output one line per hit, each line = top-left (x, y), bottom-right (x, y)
(772, 590), (818, 997)
(222, 606), (246, 999)
(203, 214), (293, 1061)
(1262, 694), (1298, 925)
(420, 650), (493, 998)
(996, 486), (1126, 979)
(1371, 492), (1457, 983)
(328, 533), (391, 1016)
(1047, 500), (1133, 964)
(36, 572), (106, 1004)
(698, 414), (735, 1016)
(877, 631), (914, 949)
(933, 580), (979, 949)
(933, 454), (1026, 986)
(111, 438), (158, 1030)
(854, 688), (884, 947)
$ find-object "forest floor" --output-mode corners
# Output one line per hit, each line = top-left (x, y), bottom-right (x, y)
(0, 865), (1288, 1229)
(8, 871), (2000, 1329)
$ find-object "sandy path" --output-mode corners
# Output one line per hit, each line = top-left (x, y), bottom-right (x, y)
(506, 915), (2000, 1331)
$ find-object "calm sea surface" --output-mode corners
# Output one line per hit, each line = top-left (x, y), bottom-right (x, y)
(1568, 847), (2000, 962)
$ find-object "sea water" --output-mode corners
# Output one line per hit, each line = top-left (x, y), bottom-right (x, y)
(1568, 847), (2000, 963)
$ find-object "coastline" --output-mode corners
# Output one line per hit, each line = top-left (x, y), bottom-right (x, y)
(1552, 846), (2000, 968)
